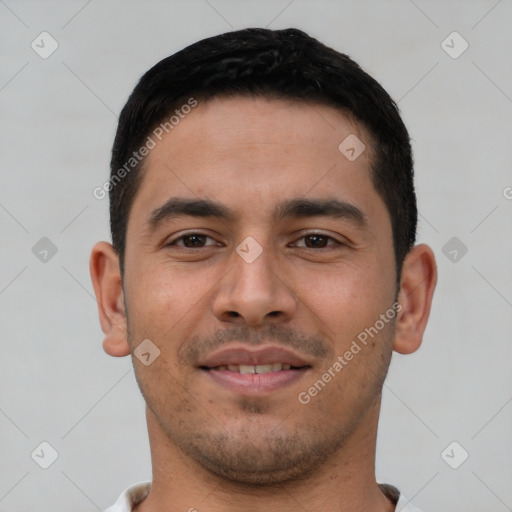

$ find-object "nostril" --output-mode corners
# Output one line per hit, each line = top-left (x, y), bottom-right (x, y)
(228, 311), (240, 317)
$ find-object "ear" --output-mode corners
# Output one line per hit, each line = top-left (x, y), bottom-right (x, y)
(394, 244), (437, 354)
(89, 241), (130, 357)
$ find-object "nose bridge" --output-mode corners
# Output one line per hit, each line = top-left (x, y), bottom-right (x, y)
(212, 235), (296, 324)
(233, 242), (277, 295)
(232, 237), (281, 299)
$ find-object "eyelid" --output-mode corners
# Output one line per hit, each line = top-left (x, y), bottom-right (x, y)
(290, 230), (346, 248)
(164, 230), (348, 249)
(165, 231), (222, 247)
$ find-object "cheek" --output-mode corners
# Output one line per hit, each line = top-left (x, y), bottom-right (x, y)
(293, 259), (393, 341)
(130, 259), (214, 312)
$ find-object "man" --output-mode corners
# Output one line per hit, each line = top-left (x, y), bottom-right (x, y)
(90, 28), (437, 511)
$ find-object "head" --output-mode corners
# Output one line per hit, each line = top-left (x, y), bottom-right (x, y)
(109, 28), (416, 279)
(91, 28), (436, 485)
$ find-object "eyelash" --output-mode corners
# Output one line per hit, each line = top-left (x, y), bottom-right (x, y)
(168, 233), (220, 248)
(166, 232), (342, 249)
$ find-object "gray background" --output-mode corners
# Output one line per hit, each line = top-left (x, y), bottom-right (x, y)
(1, 1), (511, 510)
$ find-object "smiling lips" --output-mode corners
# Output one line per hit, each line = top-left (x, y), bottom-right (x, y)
(199, 345), (312, 394)
(213, 363), (293, 374)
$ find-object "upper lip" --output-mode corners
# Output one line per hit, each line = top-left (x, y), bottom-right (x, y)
(199, 345), (311, 368)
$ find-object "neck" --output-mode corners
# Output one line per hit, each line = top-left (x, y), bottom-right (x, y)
(135, 397), (394, 512)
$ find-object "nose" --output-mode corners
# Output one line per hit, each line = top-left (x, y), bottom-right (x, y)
(211, 241), (297, 326)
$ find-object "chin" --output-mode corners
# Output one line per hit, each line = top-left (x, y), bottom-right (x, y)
(192, 450), (322, 486)
(175, 426), (344, 486)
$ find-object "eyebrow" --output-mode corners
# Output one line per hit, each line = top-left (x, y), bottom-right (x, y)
(147, 197), (367, 230)
(148, 197), (233, 228)
(273, 198), (367, 225)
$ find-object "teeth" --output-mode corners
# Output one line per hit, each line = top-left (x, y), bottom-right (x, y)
(216, 363), (294, 374)
(255, 364), (273, 374)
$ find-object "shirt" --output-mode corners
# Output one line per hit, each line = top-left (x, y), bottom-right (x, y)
(104, 481), (423, 511)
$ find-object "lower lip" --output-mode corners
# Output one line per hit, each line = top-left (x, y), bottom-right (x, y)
(203, 368), (308, 395)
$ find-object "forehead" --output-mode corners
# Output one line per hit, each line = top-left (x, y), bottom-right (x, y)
(130, 95), (384, 226)
(161, 95), (372, 164)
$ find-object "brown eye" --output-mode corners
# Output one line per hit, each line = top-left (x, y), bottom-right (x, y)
(182, 235), (207, 247)
(303, 235), (330, 248)
(170, 234), (218, 248)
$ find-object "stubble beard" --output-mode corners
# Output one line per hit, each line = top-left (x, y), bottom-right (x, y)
(127, 309), (395, 487)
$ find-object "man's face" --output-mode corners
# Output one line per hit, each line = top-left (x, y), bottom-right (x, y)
(122, 96), (398, 483)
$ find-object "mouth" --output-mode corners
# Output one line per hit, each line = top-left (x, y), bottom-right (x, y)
(201, 363), (300, 373)
(198, 346), (312, 395)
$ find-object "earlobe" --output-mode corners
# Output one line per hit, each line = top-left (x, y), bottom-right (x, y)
(89, 242), (131, 357)
(393, 244), (437, 355)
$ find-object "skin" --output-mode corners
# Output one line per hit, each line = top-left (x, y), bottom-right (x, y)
(90, 96), (437, 511)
